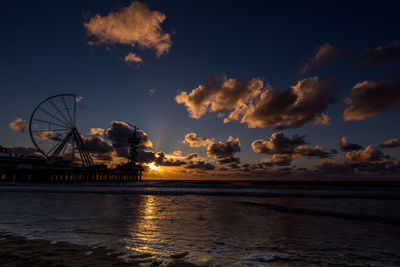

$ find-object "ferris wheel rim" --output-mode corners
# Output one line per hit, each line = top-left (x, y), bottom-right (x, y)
(29, 94), (77, 158)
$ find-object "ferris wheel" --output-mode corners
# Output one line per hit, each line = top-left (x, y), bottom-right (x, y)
(29, 94), (94, 167)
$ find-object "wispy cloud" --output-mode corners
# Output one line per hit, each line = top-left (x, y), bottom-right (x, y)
(357, 41), (400, 65)
(299, 43), (348, 75)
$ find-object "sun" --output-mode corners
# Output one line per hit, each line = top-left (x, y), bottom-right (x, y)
(147, 162), (159, 171)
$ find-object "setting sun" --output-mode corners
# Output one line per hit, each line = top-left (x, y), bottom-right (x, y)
(147, 162), (159, 171)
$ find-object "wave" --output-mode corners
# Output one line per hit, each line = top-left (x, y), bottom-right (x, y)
(239, 201), (400, 225)
(0, 184), (399, 200)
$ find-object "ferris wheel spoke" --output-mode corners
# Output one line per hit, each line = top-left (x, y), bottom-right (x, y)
(73, 97), (77, 125)
(71, 138), (76, 161)
(33, 118), (69, 129)
(62, 96), (74, 125)
(50, 100), (72, 127)
(52, 130), (73, 157)
(39, 107), (70, 126)
(47, 133), (69, 156)
(36, 139), (50, 146)
(60, 141), (69, 156)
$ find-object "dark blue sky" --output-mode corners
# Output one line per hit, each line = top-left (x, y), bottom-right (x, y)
(1, 0), (400, 178)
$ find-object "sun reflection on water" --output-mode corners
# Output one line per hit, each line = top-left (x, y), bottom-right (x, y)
(127, 195), (163, 256)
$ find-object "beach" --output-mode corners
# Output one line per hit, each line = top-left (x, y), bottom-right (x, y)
(0, 232), (206, 267)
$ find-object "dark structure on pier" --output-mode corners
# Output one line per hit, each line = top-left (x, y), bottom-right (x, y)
(0, 94), (144, 183)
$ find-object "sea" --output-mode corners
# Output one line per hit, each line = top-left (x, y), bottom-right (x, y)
(0, 180), (399, 266)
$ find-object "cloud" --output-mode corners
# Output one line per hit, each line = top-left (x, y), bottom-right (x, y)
(176, 75), (337, 129)
(136, 150), (188, 166)
(148, 88), (156, 96)
(218, 156), (240, 165)
(314, 113), (331, 125)
(173, 150), (182, 156)
(76, 96), (84, 103)
(317, 159), (354, 174)
(340, 137), (363, 152)
(185, 153), (198, 160)
(207, 136), (240, 159)
(84, 136), (113, 154)
(105, 121), (153, 158)
(357, 41), (400, 65)
(154, 152), (186, 166)
(300, 43), (348, 75)
(379, 138), (400, 148)
(89, 128), (105, 135)
(317, 145), (396, 175)
(124, 52), (142, 63)
(252, 132), (331, 166)
(0, 145), (41, 157)
(345, 145), (385, 163)
(185, 161), (215, 170)
(271, 154), (293, 166)
(251, 132), (306, 155)
(137, 150), (156, 163)
(84, 1), (171, 59)
(9, 118), (26, 133)
(238, 77), (338, 129)
(175, 74), (264, 119)
(105, 121), (153, 148)
(293, 144), (331, 158)
(343, 74), (400, 121)
(34, 130), (63, 142)
(182, 132), (214, 147)
(83, 136), (114, 161)
(183, 133), (241, 164)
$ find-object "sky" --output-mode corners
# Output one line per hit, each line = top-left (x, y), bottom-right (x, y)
(1, 0), (400, 180)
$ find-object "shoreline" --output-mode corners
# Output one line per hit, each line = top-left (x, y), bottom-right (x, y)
(0, 232), (203, 267)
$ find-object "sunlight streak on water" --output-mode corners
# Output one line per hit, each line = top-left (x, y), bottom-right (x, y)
(128, 195), (162, 255)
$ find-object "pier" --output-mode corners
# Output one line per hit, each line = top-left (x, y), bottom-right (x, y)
(0, 94), (147, 183)
(0, 168), (142, 183)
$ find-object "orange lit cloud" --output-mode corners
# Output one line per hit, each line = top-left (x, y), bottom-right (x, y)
(182, 132), (214, 147)
(176, 75), (337, 129)
(84, 1), (171, 61)
(346, 145), (385, 163)
(124, 52), (142, 63)
(252, 132), (331, 167)
(207, 136), (240, 160)
(173, 150), (182, 156)
(379, 138), (400, 148)
(34, 130), (63, 142)
(9, 118), (26, 133)
(175, 74), (263, 119)
(343, 75), (400, 121)
(90, 128), (105, 135)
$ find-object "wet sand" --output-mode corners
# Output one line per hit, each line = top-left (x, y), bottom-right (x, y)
(0, 233), (203, 267)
